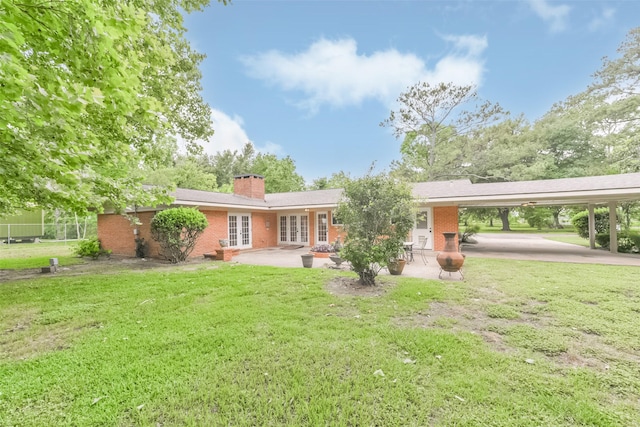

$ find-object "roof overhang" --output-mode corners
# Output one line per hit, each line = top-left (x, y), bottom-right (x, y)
(429, 188), (640, 208)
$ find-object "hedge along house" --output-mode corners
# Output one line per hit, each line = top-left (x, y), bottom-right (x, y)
(97, 172), (640, 259)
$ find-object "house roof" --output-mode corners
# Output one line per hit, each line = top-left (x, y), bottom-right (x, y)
(165, 172), (640, 211)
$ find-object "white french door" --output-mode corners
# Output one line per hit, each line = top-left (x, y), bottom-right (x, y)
(316, 212), (328, 245)
(278, 214), (309, 245)
(413, 208), (433, 249)
(228, 213), (252, 248)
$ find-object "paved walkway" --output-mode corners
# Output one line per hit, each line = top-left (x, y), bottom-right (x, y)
(231, 233), (639, 281)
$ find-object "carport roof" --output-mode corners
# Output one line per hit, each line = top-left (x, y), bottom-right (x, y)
(422, 172), (640, 207)
(169, 172), (640, 210)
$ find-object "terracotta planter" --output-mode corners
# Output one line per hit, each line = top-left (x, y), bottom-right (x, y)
(436, 232), (465, 273)
(388, 259), (406, 275)
(311, 251), (331, 258)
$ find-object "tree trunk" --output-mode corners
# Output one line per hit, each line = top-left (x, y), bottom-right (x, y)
(497, 208), (511, 231)
(489, 217), (493, 227)
(75, 213), (81, 240)
(358, 269), (377, 286)
(552, 210), (563, 229)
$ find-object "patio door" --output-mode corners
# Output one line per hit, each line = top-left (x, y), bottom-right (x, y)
(228, 213), (252, 249)
(278, 214), (309, 245)
(316, 212), (328, 245)
(413, 208), (433, 249)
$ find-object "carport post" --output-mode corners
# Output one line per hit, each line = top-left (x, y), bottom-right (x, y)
(609, 201), (618, 253)
(588, 204), (596, 249)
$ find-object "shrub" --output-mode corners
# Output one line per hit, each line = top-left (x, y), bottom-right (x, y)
(461, 224), (480, 243)
(597, 232), (640, 253)
(73, 237), (110, 259)
(335, 172), (414, 286)
(571, 208), (611, 239)
(150, 207), (208, 263)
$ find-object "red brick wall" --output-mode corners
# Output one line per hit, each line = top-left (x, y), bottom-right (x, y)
(99, 209), (281, 258)
(99, 204), (460, 257)
(252, 212), (278, 249)
(433, 206), (459, 251)
(233, 175), (265, 199)
(97, 213), (138, 257)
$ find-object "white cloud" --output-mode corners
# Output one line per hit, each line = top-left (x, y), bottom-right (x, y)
(192, 109), (283, 156)
(527, 0), (571, 33)
(588, 7), (615, 31)
(239, 34), (488, 112)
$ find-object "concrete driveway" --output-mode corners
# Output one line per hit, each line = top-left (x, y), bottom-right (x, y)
(462, 233), (640, 267)
(231, 233), (638, 281)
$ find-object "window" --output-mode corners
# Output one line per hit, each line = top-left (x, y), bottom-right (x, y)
(331, 210), (343, 226)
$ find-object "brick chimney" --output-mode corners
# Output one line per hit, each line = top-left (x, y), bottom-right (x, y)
(233, 174), (265, 199)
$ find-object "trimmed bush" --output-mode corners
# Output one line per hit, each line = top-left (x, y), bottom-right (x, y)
(74, 237), (110, 259)
(571, 208), (610, 239)
(150, 208), (208, 263)
(596, 232), (640, 253)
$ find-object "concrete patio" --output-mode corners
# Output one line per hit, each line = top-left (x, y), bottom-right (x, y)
(230, 233), (639, 281)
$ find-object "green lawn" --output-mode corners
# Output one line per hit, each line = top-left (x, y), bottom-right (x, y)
(544, 234), (592, 247)
(477, 224), (577, 233)
(0, 241), (84, 269)
(1, 259), (639, 426)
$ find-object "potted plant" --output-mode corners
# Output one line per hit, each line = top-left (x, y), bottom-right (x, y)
(387, 258), (406, 275)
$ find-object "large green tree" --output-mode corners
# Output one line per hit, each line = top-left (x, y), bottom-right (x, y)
(0, 0), (224, 215)
(199, 142), (306, 193)
(381, 82), (505, 181)
(251, 153), (305, 193)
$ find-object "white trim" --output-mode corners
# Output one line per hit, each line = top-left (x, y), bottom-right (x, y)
(228, 212), (252, 249)
(412, 208), (433, 250)
(316, 211), (329, 245)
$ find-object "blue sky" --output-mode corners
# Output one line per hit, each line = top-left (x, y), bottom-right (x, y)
(183, 0), (639, 184)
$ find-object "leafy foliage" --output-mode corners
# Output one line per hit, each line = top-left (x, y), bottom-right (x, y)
(336, 172), (415, 286)
(150, 207), (208, 263)
(0, 0), (224, 215)
(595, 232), (640, 253)
(571, 208), (611, 239)
(73, 237), (109, 259)
(521, 207), (553, 230)
(381, 81), (505, 181)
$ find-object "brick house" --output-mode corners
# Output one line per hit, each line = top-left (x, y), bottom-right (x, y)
(97, 172), (640, 258)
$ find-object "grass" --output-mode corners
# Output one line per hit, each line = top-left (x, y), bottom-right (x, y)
(544, 234), (592, 247)
(0, 241), (84, 269)
(1, 257), (640, 425)
(477, 224), (577, 233)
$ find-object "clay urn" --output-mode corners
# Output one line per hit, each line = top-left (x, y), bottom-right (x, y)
(436, 232), (465, 272)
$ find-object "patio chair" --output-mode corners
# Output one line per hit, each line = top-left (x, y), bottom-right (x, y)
(415, 236), (428, 265)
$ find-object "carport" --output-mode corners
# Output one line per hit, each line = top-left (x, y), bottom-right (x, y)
(421, 172), (640, 253)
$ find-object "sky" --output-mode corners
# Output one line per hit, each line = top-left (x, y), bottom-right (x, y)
(182, 0), (640, 184)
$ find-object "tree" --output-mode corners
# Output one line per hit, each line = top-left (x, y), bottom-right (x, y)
(150, 207), (208, 263)
(335, 172), (415, 286)
(381, 82), (505, 180)
(200, 142), (306, 193)
(0, 0), (225, 215)
(309, 171), (353, 190)
(251, 154), (305, 193)
(144, 156), (218, 192)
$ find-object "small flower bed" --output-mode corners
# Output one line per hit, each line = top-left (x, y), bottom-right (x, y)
(311, 244), (335, 253)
